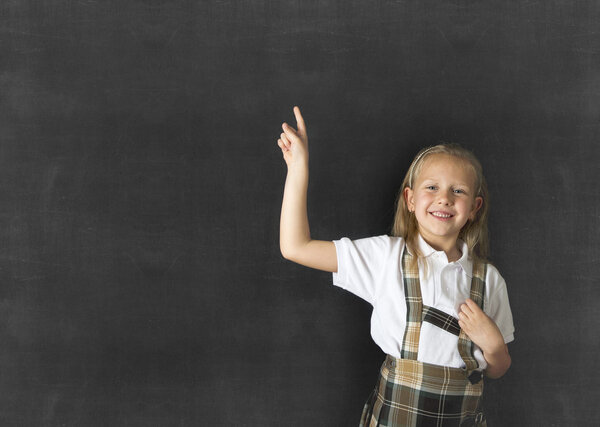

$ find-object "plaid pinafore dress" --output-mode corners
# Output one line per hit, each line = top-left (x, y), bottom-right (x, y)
(360, 248), (488, 427)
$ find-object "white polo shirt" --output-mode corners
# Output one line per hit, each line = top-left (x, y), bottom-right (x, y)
(332, 234), (515, 370)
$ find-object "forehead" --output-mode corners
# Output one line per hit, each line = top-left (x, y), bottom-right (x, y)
(417, 154), (476, 186)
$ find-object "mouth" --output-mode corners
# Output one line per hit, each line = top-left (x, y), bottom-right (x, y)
(429, 211), (454, 219)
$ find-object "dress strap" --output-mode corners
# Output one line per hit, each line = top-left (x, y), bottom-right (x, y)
(458, 261), (487, 373)
(422, 305), (461, 336)
(399, 247), (422, 360)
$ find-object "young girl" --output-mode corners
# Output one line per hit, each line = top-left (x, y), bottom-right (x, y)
(276, 106), (514, 426)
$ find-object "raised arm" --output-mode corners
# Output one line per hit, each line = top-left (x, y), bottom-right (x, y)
(277, 106), (337, 273)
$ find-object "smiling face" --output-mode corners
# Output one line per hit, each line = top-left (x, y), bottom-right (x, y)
(403, 153), (483, 253)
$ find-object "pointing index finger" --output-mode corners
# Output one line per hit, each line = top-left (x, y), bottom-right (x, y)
(293, 106), (306, 135)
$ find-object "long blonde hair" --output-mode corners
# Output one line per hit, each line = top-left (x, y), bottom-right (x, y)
(391, 144), (490, 270)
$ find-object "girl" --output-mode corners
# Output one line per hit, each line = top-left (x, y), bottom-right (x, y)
(276, 106), (514, 426)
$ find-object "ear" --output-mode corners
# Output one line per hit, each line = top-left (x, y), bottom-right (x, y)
(403, 187), (414, 212)
(470, 196), (483, 220)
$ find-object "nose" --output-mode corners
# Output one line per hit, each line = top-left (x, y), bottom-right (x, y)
(437, 190), (453, 205)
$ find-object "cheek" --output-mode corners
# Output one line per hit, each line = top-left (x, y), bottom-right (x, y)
(414, 194), (433, 207)
(462, 199), (477, 214)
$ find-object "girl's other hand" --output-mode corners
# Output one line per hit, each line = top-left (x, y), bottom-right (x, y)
(458, 298), (505, 355)
(277, 106), (308, 169)
(458, 298), (512, 378)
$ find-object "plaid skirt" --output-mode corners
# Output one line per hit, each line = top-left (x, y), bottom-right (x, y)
(360, 356), (486, 427)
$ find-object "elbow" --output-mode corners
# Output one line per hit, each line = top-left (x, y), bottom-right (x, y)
(486, 353), (511, 379)
(503, 353), (512, 375)
(280, 239), (308, 262)
(280, 244), (296, 262)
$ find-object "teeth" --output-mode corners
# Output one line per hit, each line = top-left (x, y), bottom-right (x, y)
(431, 212), (452, 218)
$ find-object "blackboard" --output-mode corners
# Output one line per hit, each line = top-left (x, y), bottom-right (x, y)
(2, 1), (599, 425)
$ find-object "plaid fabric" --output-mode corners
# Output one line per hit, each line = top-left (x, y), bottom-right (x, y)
(401, 249), (486, 375)
(359, 248), (489, 426)
(457, 262), (486, 372)
(359, 357), (487, 427)
(399, 249), (422, 360)
(422, 306), (461, 336)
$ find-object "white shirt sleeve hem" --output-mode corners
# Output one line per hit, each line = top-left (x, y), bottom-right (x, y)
(331, 239), (346, 289)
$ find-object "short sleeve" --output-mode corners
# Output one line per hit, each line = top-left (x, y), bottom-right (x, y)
(485, 266), (515, 344)
(332, 235), (394, 305)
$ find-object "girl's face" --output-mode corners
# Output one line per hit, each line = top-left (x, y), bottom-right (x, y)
(404, 154), (482, 252)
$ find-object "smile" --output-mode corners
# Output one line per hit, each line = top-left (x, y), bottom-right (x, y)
(429, 211), (453, 218)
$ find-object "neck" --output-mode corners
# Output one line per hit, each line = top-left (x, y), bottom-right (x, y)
(418, 233), (462, 261)
(446, 247), (462, 262)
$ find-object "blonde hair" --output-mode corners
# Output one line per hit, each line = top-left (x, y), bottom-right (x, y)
(391, 144), (490, 270)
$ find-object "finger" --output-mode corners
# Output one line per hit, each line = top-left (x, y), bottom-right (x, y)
(293, 106), (306, 135)
(280, 132), (291, 148)
(465, 299), (483, 316)
(460, 303), (473, 317)
(277, 139), (288, 152)
(282, 123), (299, 141)
(465, 298), (481, 313)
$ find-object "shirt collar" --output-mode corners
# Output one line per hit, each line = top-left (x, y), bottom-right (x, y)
(415, 234), (472, 277)
(416, 234), (436, 257)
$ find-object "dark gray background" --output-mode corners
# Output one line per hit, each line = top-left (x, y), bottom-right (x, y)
(2, 1), (599, 425)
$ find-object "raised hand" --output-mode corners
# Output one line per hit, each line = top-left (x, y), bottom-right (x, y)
(277, 106), (308, 168)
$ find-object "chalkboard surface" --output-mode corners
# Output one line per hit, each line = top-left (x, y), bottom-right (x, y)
(2, 1), (599, 425)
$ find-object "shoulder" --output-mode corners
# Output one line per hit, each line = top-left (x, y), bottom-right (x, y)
(332, 235), (404, 303)
(482, 262), (509, 298)
(333, 235), (405, 264)
(334, 235), (404, 252)
(483, 262), (504, 282)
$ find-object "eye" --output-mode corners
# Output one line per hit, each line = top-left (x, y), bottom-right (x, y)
(453, 188), (466, 194)
(426, 185), (437, 190)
